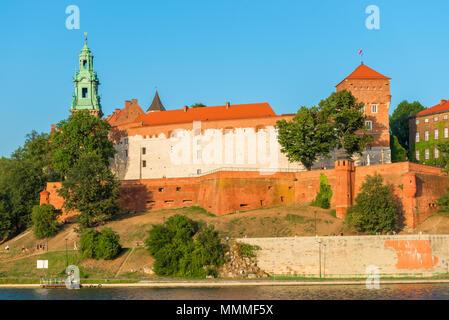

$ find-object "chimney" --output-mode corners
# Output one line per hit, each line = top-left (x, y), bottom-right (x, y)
(441, 99), (447, 105)
(184, 105), (188, 112)
(226, 102), (230, 110)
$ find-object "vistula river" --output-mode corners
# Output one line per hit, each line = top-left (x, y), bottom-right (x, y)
(1, 283), (449, 299)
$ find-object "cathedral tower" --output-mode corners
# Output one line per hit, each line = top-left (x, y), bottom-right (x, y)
(71, 37), (103, 118)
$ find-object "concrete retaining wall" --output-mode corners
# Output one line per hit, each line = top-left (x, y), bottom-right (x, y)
(239, 235), (449, 275)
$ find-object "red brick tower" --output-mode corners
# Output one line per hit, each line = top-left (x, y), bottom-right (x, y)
(336, 63), (391, 164)
(335, 159), (355, 219)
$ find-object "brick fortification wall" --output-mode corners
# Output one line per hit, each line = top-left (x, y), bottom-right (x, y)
(40, 161), (448, 229)
(240, 235), (449, 275)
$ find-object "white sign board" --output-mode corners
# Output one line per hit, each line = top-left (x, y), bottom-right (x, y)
(37, 260), (48, 269)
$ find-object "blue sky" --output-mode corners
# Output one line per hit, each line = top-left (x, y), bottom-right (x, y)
(1, 0), (449, 157)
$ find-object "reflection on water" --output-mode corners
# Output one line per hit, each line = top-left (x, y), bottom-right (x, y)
(1, 283), (449, 300)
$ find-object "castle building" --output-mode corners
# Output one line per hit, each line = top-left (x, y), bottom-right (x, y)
(71, 40), (103, 118)
(106, 63), (392, 180)
(409, 99), (449, 165)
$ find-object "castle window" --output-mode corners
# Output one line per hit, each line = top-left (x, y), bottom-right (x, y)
(83, 60), (87, 69)
(158, 188), (164, 192)
(435, 129), (439, 140)
(142, 147), (146, 155)
(360, 106), (365, 113)
(196, 150), (202, 160)
(415, 132), (419, 142)
(371, 104), (378, 113)
(197, 169), (201, 174)
(435, 148), (439, 159)
(416, 119), (419, 125)
(416, 150), (420, 161)
(425, 131), (429, 141)
(445, 128), (448, 138)
(425, 149), (430, 160)
(444, 115), (448, 120)
(365, 121), (372, 130)
(176, 187), (181, 192)
(142, 160), (146, 167)
(435, 116), (439, 122)
(82, 88), (88, 98)
(425, 118), (429, 123)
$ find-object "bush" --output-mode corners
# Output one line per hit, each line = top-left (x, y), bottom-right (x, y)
(312, 173), (332, 209)
(96, 228), (122, 260)
(31, 204), (60, 239)
(345, 173), (398, 234)
(79, 228), (121, 260)
(145, 214), (224, 278)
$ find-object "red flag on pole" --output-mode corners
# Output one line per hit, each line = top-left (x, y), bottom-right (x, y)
(358, 48), (363, 55)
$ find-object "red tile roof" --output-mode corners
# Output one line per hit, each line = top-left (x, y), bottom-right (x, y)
(414, 100), (448, 116)
(135, 102), (277, 126)
(345, 63), (390, 80)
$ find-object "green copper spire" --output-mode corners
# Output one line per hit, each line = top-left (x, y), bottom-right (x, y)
(71, 36), (102, 117)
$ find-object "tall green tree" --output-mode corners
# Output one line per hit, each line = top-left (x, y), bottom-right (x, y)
(276, 106), (334, 170)
(345, 174), (398, 234)
(390, 135), (407, 162)
(59, 152), (121, 228)
(318, 90), (372, 157)
(51, 110), (116, 177)
(31, 204), (60, 239)
(390, 100), (425, 151)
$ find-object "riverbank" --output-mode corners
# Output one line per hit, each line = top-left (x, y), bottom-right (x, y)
(2, 278), (449, 289)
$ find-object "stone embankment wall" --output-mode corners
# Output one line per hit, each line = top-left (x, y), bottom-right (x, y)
(239, 235), (449, 275)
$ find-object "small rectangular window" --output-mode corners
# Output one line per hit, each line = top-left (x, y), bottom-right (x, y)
(82, 88), (88, 98)
(444, 115), (448, 120)
(142, 160), (146, 167)
(445, 128), (448, 138)
(142, 147), (146, 155)
(435, 129), (439, 140)
(416, 119), (420, 125)
(434, 117), (439, 122)
(371, 104), (378, 113)
(425, 118), (429, 123)
(435, 148), (439, 159)
(197, 150), (202, 160)
(425, 149), (430, 160)
(425, 131), (429, 141)
(365, 121), (372, 130)
(415, 132), (420, 142)
(416, 150), (420, 161)
(125, 150), (128, 157)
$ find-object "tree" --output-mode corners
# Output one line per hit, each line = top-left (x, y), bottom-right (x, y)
(95, 227), (122, 260)
(390, 100), (425, 151)
(190, 103), (207, 108)
(31, 204), (60, 239)
(0, 193), (12, 241)
(345, 174), (398, 234)
(59, 152), (121, 228)
(311, 173), (332, 209)
(145, 214), (224, 278)
(318, 90), (372, 157)
(390, 135), (407, 162)
(79, 228), (100, 259)
(276, 106), (334, 170)
(51, 110), (116, 177)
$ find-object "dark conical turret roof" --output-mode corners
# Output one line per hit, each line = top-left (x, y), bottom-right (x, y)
(147, 90), (166, 112)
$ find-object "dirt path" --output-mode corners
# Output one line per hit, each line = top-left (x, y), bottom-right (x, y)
(114, 247), (135, 278)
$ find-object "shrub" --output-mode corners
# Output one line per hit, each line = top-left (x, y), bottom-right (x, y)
(31, 204), (60, 239)
(345, 173), (398, 234)
(96, 228), (122, 260)
(79, 229), (99, 259)
(79, 228), (121, 260)
(145, 214), (224, 278)
(312, 173), (333, 209)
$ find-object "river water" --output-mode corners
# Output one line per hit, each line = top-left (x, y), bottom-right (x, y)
(1, 283), (449, 300)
